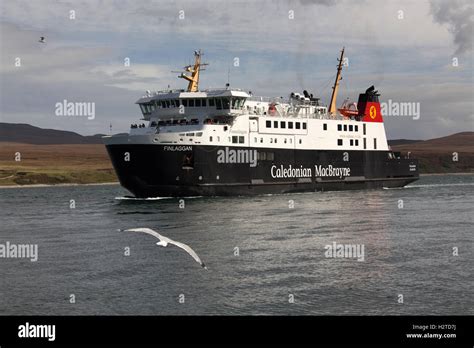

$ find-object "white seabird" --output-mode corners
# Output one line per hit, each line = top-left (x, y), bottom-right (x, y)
(124, 228), (207, 269)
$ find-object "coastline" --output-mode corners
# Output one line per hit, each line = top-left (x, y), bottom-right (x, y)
(0, 182), (119, 189)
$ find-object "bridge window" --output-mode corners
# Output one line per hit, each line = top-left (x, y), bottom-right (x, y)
(355, 125), (358, 132)
(281, 121), (286, 129)
(296, 122), (301, 129)
(288, 122), (293, 129)
(181, 99), (187, 107)
(188, 99), (194, 107)
(209, 98), (215, 107)
(337, 124), (342, 131)
(165, 100), (171, 108)
(338, 139), (343, 146)
(343, 125), (347, 131)
(222, 98), (230, 109)
(266, 120), (271, 128)
(355, 139), (359, 146)
(349, 125), (353, 132)
(195, 99), (201, 107)
(239, 136), (244, 144)
(274, 121), (278, 128)
(232, 136), (238, 143)
(302, 123), (307, 130)
(216, 98), (222, 110)
(350, 139), (354, 146)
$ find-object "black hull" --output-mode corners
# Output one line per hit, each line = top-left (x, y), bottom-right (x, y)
(105, 144), (419, 197)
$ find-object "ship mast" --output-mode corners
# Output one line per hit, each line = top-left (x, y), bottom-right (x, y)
(177, 50), (208, 92)
(328, 47), (345, 115)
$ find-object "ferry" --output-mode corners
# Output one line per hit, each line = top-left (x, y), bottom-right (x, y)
(103, 49), (419, 197)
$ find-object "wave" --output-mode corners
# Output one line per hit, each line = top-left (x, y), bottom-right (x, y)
(384, 183), (474, 190)
(115, 195), (203, 201)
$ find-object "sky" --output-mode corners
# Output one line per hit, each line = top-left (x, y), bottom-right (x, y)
(0, 0), (473, 139)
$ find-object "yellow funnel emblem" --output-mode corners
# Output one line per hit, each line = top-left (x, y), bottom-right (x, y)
(369, 105), (377, 119)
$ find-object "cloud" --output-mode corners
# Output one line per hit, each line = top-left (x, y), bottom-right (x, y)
(0, 0), (472, 140)
(430, 0), (474, 55)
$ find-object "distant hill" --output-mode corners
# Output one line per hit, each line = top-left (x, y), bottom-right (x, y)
(0, 123), (105, 144)
(392, 132), (474, 153)
(387, 139), (420, 146)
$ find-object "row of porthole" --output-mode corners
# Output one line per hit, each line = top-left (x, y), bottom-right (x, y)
(175, 175), (220, 181)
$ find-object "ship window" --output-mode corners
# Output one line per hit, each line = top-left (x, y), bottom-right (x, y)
(296, 122), (301, 129)
(190, 119), (199, 125)
(209, 98), (215, 107)
(267, 152), (274, 161)
(343, 125), (347, 131)
(299, 139), (302, 144)
(181, 99), (188, 107)
(284, 138), (287, 144)
(302, 123), (307, 130)
(363, 124), (366, 135)
(239, 136), (244, 144)
(274, 138), (277, 143)
(254, 137), (257, 143)
(349, 125), (353, 132)
(186, 132), (195, 136)
(363, 138), (366, 149)
(355, 125), (358, 132)
(270, 138), (273, 143)
(323, 123), (327, 131)
(281, 121), (286, 129)
(140, 104), (146, 113)
(209, 136), (213, 142)
(289, 138), (292, 143)
(161, 101), (166, 108)
(338, 139), (343, 146)
(266, 120), (271, 128)
(166, 100), (171, 108)
(355, 139), (359, 146)
(196, 132), (203, 137)
(374, 138), (377, 149)
(232, 136), (238, 143)
(288, 122), (293, 129)
(216, 98), (222, 110)
(195, 99), (201, 107)
(202, 99), (207, 107)
(337, 124), (342, 131)
(274, 121), (278, 128)
(260, 138), (263, 143)
(176, 99), (181, 107)
(222, 98), (230, 109)
(189, 99), (195, 107)
(350, 139), (354, 146)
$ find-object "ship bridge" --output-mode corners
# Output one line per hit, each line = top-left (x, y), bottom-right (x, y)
(136, 88), (250, 121)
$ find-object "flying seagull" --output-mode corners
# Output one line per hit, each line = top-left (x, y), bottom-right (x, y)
(38, 36), (45, 43)
(124, 228), (207, 269)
